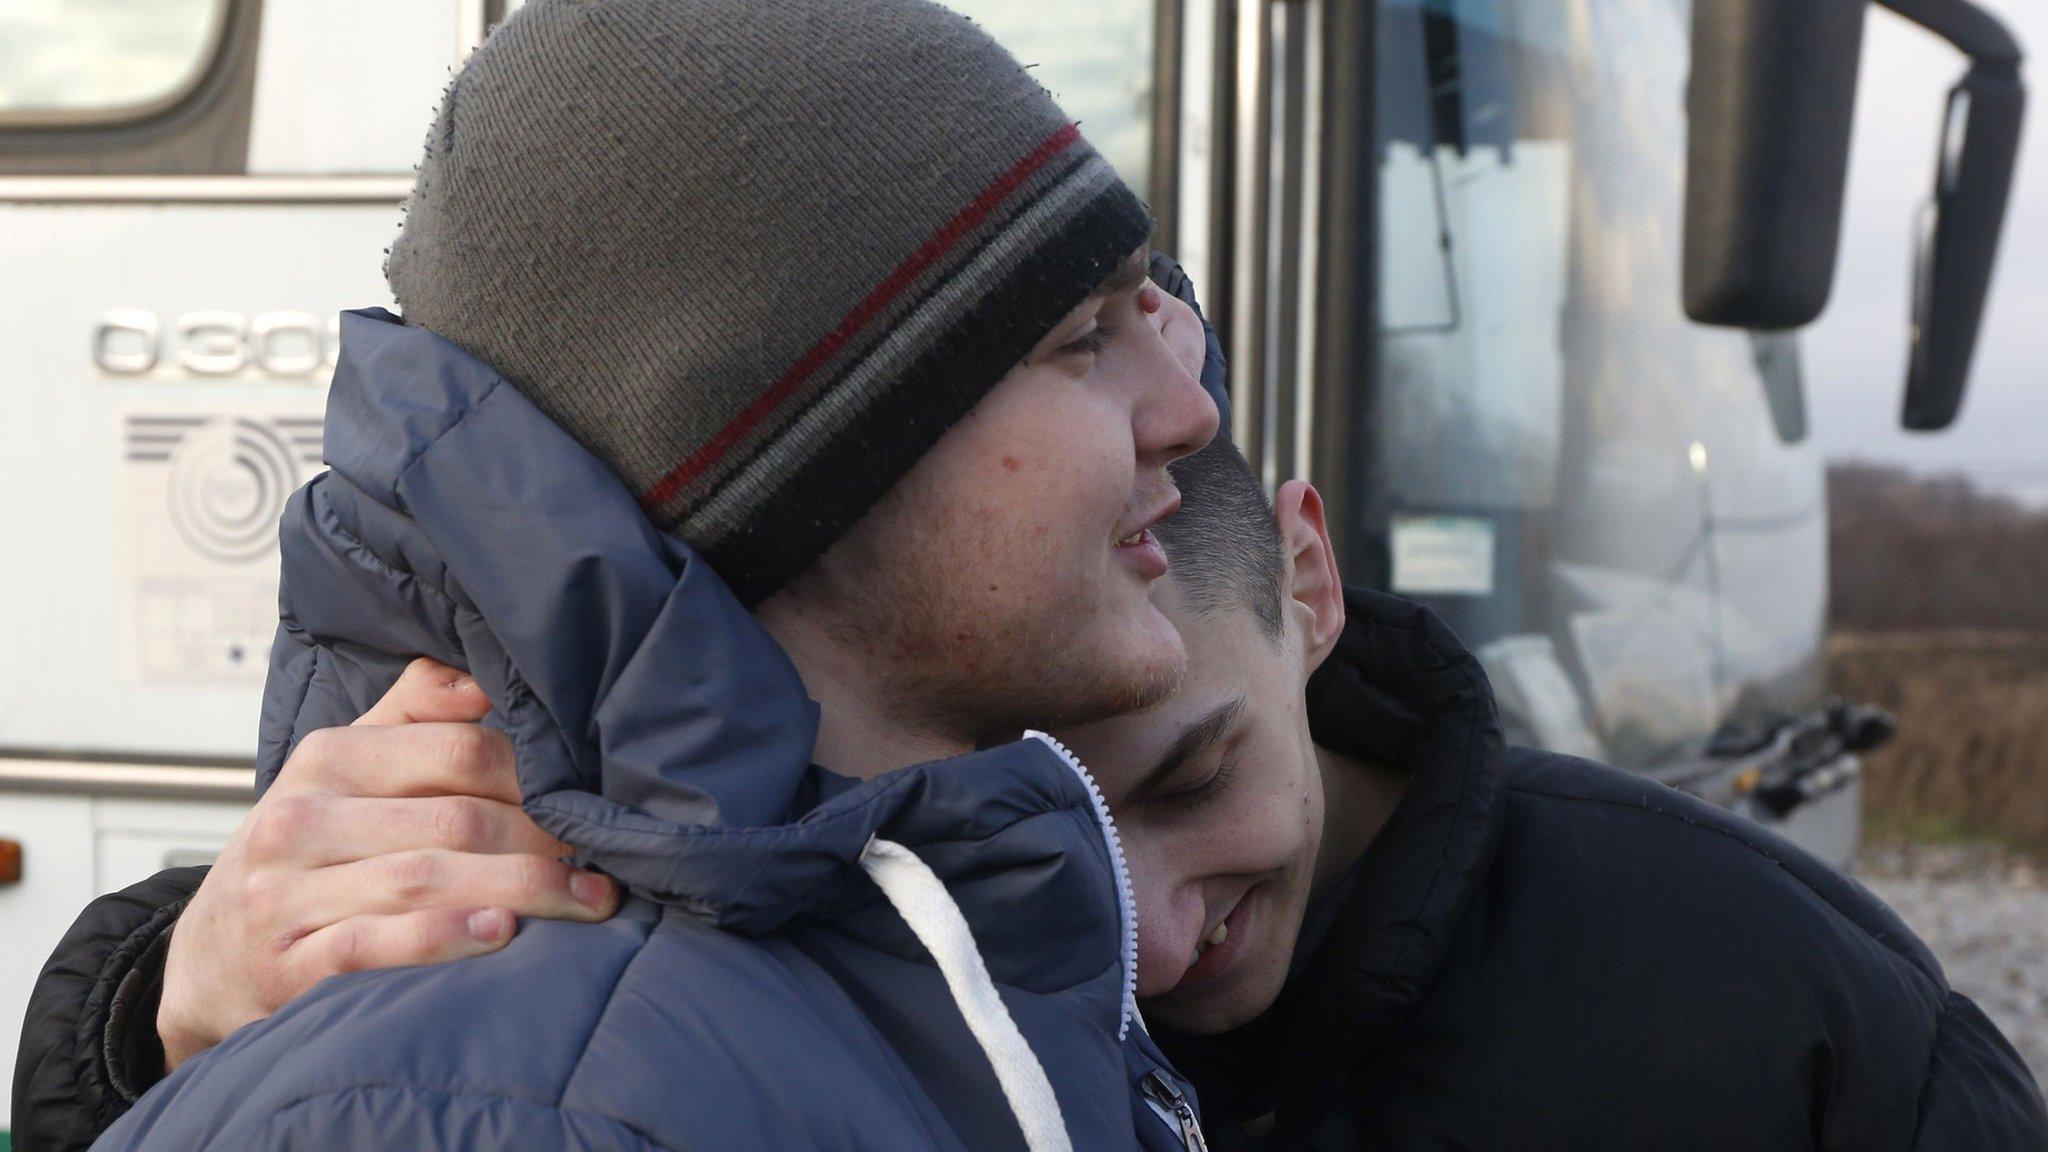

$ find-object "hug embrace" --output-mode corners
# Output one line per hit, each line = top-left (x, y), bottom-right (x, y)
(15, 1), (2047, 1149)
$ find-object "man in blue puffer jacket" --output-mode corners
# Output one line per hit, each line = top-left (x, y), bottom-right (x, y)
(91, 1), (1224, 1149)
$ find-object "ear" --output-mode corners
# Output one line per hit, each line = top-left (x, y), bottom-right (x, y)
(1274, 480), (1345, 676)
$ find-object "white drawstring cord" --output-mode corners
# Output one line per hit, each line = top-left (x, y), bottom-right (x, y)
(859, 836), (1075, 1152)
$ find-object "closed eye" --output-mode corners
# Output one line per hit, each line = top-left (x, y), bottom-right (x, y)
(1061, 323), (1116, 357)
(1152, 756), (1240, 815)
(1116, 696), (1250, 810)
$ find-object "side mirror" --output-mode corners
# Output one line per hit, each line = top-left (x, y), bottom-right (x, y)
(1897, 8), (2026, 430)
(1683, 0), (1868, 329)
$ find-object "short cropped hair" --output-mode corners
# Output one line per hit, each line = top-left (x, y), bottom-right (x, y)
(1156, 438), (1286, 640)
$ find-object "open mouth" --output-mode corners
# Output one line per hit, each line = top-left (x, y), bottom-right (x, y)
(1112, 525), (1168, 579)
(1111, 492), (1180, 580)
(1176, 894), (1250, 991)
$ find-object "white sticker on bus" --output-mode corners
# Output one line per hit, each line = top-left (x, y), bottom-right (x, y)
(113, 400), (325, 686)
(1390, 516), (1496, 597)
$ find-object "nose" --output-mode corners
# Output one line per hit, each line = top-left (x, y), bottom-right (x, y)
(1134, 877), (1209, 998)
(1131, 298), (1221, 471)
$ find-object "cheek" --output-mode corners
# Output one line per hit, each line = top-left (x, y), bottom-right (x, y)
(1125, 836), (1198, 932)
(963, 391), (1133, 536)
(1125, 839), (1208, 994)
(934, 467), (1129, 627)
(1225, 786), (1320, 873)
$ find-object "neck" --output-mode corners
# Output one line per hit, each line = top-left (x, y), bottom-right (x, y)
(1310, 743), (1408, 903)
(755, 595), (975, 781)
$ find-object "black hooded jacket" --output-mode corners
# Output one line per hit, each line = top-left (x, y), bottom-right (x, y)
(1162, 588), (2048, 1150)
(14, 590), (2046, 1151)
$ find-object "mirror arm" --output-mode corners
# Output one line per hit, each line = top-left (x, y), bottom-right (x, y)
(1877, 0), (2026, 432)
(1875, 0), (2021, 70)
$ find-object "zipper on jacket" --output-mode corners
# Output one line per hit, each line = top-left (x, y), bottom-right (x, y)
(1024, 730), (1140, 1039)
(1142, 1070), (1211, 1152)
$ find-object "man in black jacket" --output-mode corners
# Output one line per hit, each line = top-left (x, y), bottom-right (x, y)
(1090, 442), (2048, 1148)
(20, 435), (2046, 1151)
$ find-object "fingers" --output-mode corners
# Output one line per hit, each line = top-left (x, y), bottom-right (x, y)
(355, 657), (491, 727)
(281, 906), (522, 991)
(247, 793), (570, 867)
(280, 722), (521, 803)
(268, 849), (618, 933)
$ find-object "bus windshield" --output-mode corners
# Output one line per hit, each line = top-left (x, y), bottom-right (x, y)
(943, 0), (1156, 191)
(1367, 0), (1828, 772)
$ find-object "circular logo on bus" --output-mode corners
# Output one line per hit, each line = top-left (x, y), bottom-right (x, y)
(163, 418), (302, 564)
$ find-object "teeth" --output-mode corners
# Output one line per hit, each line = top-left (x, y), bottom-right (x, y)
(1208, 922), (1228, 948)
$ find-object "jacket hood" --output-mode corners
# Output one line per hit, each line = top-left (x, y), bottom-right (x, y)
(1292, 588), (1511, 1044)
(261, 308), (1128, 950)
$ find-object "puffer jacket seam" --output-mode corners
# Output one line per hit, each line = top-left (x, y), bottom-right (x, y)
(279, 638), (321, 763)
(1374, 612), (1494, 969)
(526, 748), (1091, 851)
(527, 766), (1100, 930)
(309, 481), (464, 651)
(524, 766), (919, 851)
(536, 758), (1089, 840)
(807, 803), (1120, 970)
(751, 933), (962, 1152)
(386, 371), (509, 507)
(1905, 992), (1960, 1150)
(1506, 783), (1943, 989)
(554, 911), (667, 1109)
(243, 920), (664, 1140)
(261, 1082), (685, 1152)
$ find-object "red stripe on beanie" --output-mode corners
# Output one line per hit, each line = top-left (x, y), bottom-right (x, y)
(637, 123), (1087, 516)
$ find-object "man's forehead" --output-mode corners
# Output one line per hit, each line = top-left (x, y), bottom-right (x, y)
(1105, 692), (1250, 807)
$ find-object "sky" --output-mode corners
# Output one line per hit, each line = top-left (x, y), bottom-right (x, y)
(1804, 0), (2048, 504)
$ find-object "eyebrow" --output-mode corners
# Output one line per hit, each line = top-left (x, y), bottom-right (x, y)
(1120, 696), (1250, 806)
(1088, 246), (1153, 300)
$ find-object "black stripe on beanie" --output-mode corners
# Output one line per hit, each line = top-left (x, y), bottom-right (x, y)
(705, 181), (1153, 606)
(683, 146), (1102, 521)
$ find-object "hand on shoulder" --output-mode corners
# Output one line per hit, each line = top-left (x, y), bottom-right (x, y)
(157, 658), (619, 1069)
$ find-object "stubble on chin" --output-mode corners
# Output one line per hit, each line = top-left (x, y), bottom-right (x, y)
(905, 604), (1186, 745)
(858, 577), (1188, 745)
(800, 483), (1187, 744)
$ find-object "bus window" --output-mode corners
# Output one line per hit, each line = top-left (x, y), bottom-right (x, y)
(941, 0), (1157, 194)
(1367, 0), (1828, 772)
(0, 0), (228, 120)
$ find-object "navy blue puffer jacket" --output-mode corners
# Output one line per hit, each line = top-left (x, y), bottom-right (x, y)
(91, 308), (1204, 1152)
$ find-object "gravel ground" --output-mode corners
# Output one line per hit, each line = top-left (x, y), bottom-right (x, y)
(1856, 843), (2048, 1089)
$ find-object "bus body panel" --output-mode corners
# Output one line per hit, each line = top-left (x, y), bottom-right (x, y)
(0, 200), (396, 760)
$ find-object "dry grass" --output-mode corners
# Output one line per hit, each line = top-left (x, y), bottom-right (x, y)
(1830, 631), (2048, 857)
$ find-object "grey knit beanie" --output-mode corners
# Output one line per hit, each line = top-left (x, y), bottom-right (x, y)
(386, 0), (1151, 604)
